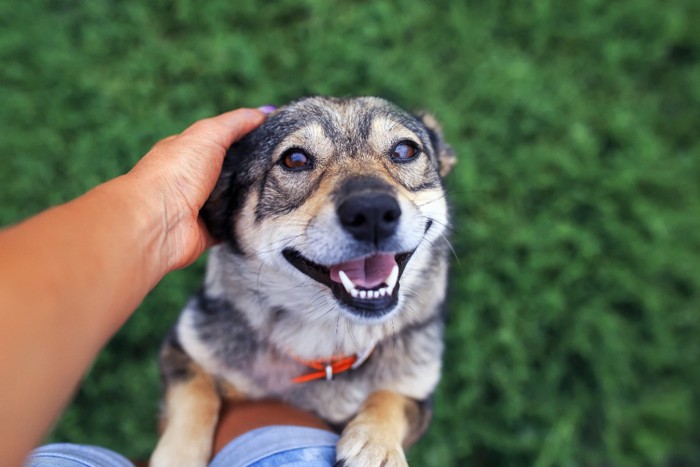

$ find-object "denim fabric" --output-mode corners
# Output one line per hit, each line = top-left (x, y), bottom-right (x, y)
(210, 426), (338, 467)
(26, 426), (339, 466)
(25, 443), (134, 467)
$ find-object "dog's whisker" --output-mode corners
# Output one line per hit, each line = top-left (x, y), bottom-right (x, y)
(412, 225), (462, 269)
(335, 315), (341, 357)
(249, 234), (305, 256)
(304, 297), (332, 320)
(439, 232), (462, 268)
(414, 193), (449, 208)
(255, 260), (266, 313)
(390, 318), (398, 360)
(307, 308), (335, 324)
(423, 216), (457, 234)
(345, 318), (360, 351)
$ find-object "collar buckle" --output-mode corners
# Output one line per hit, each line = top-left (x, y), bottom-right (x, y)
(290, 344), (376, 384)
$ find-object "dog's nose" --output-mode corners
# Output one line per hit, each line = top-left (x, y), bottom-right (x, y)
(337, 193), (401, 244)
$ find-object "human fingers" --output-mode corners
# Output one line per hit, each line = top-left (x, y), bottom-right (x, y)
(180, 108), (266, 153)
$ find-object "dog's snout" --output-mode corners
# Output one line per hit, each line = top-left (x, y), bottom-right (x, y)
(337, 193), (401, 244)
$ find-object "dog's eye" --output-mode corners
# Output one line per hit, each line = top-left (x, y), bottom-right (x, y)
(281, 149), (312, 171)
(391, 141), (420, 162)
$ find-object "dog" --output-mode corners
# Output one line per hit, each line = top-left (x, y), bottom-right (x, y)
(150, 96), (456, 466)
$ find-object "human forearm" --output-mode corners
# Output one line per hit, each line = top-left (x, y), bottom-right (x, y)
(0, 108), (265, 466)
(0, 174), (173, 465)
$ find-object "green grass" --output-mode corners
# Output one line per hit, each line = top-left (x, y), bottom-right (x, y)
(2, 0), (700, 464)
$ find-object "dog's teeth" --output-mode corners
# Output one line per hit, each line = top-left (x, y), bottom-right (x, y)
(385, 265), (399, 295)
(339, 270), (356, 295)
(340, 269), (398, 300)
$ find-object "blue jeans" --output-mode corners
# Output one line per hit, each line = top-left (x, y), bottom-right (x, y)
(25, 426), (339, 466)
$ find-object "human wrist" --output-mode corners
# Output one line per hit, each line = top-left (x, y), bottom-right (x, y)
(96, 173), (178, 281)
(124, 159), (212, 273)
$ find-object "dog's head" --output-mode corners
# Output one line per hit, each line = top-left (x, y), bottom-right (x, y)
(203, 97), (455, 323)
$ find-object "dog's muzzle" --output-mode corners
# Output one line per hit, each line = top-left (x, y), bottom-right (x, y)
(282, 176), (426, 320)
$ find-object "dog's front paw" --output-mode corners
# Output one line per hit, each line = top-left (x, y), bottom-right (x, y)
(150, 436), (210, 467)
(335, 421), (408, 467)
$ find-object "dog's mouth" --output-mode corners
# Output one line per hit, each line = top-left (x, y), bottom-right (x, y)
(282, 248), (415, 318)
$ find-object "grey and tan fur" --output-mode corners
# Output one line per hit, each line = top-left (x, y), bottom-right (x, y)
(150, 96), (456, 467)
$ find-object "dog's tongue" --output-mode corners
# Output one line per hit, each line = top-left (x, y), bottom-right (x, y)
(330, 253), (397, 289)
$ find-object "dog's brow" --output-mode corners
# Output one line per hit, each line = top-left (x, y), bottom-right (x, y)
(367, 117), (423, 152)
(301, 107), (369, 158)
(278, 123), (334, 158)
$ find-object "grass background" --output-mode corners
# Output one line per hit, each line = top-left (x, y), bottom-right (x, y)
(2, 0), (700, 464)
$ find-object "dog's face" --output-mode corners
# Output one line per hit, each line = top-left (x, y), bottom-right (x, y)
(204, 97), (455, 324)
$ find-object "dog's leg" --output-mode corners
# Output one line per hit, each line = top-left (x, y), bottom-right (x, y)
(335, 390), (432, 467)
(150, 338), (221, 467)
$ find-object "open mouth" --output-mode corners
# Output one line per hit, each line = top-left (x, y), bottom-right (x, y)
(282, 248), (415, 318)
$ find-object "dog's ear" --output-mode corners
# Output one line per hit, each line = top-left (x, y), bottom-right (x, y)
(200, 142), (256, 254)
(415, 112), (456, 177)
(200, 156), (235, 242)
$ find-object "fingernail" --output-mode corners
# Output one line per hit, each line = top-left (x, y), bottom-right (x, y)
(257, 105), (277, 114)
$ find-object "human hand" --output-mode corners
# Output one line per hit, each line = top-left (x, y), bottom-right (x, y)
(127, 108), (266, 271)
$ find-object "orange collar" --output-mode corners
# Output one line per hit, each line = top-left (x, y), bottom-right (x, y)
(290, 346), (374, 384)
